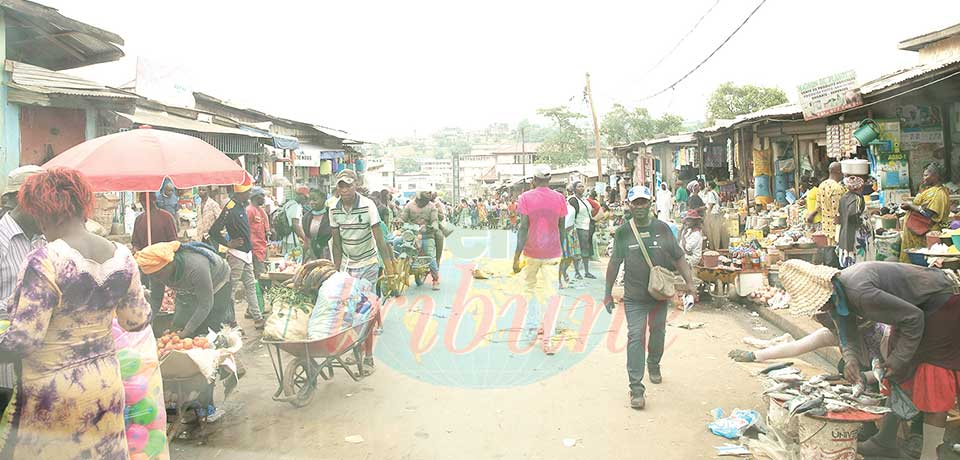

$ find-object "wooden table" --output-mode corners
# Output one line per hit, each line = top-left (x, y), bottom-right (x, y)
(781, 247), (821, 264)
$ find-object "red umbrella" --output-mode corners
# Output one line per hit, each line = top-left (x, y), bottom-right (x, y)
(43, 126), (249, 245)
(43, 126), (247, 192)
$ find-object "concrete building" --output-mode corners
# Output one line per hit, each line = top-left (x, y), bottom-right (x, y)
(394, 172), (443, 200)
(0, 1), (131, 188)
(365, 156), (396, 192)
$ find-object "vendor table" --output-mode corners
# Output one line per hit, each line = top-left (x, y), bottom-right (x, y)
(780, 247), (821, 264)
(695, 266), (739, 298)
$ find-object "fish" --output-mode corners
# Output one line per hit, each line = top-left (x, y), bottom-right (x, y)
(767, 367), (801, 378)
(766, 392), (795, 402)
(872, 358), (886, 392)
(759, 362), (794, 375)
(789, 395), (824, 416)
(860, 406), (892, 415)
(852, 382), (865, 398)
(772, 373), (803, 383)
(808, 374), (828, 385)
(763, 382), (793, 394)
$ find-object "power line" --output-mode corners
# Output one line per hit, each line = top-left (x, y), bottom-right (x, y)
(637, 0), (768, 102)
(641, 0), (721, 78)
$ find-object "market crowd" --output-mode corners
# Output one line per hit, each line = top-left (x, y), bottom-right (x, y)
(0, 158), (958, 459)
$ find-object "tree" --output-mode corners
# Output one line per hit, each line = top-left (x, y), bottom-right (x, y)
(600, 103), (685, 145)
(396, 157), (420, 174)
(706, 82), (788, 123)
(514, 119), (552, 143)
(536, 106), (588, 167)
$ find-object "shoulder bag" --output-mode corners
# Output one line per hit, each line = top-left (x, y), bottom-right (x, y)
(905, 210), (932, 236)
(629, 219), (683, 301)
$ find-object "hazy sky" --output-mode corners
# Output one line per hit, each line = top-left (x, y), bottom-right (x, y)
(46, 0), (960, 141)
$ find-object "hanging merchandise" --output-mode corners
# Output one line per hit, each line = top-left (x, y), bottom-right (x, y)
(899, 105), (944, 192)
(356, 159), (366, 172)
(704, 146), (725, 168)
(319, 160), (332, 175)
(873, 120), (909, 190)
(755, 175), (771, 197)
(753, 149), (772, 176)
(826, 122), (860, 159)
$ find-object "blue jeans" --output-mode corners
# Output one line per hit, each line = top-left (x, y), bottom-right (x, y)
(624, 300), (668, 395)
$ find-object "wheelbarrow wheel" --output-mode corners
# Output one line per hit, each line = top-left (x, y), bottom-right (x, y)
(414, 272), (425, 286)
(282, 357), (317, 407)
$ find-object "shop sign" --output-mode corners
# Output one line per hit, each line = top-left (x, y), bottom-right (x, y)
(293, 150), (324, 167)
(797, 70), (863, 121)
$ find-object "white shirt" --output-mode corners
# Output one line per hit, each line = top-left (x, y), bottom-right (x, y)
(571, 195), (591, 231)
(282, 200), (304, 246)
(564, 203), (576, 229)
(681, 228), (704, 266)
(703, 190), (721, 214)
(656, 187), (674, 215)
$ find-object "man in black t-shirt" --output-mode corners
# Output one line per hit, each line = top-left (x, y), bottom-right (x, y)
(603, 185), (696, 410)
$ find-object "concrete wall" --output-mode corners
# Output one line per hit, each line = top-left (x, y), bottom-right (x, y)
(18, 106), (86, 166)
(919, 35), (960, 65)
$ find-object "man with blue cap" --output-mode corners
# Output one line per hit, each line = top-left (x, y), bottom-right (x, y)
(603, 185), (696, 410)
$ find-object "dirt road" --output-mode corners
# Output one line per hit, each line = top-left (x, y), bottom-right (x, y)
(174, 230), (827, 460)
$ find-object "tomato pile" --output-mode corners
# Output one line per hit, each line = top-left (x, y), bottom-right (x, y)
(157, 330), (212, 356)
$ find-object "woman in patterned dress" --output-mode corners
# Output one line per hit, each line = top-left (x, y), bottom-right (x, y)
(0, 168), (152, 459)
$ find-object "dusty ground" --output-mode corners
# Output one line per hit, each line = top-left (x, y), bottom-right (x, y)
(173, 230), (832, 460)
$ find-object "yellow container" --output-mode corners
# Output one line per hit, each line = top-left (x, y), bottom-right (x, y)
(319, 160), (333, 175)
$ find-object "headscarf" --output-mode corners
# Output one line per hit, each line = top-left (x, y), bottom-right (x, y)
(843, 176), (864, 191)
(135, 241), (181, 274)
(686, 180), (700, 193)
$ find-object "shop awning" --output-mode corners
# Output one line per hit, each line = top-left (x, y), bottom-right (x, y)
(240, 125), (301, 149)
(118, 108), (265, 138)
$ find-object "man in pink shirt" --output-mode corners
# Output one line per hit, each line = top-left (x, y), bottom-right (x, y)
(513, 164), (568, 354)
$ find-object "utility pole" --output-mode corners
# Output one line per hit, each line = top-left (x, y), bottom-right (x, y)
(452, 148), (461, 203)
(520, 127), (526, 178)
(585, 72), (603, 180)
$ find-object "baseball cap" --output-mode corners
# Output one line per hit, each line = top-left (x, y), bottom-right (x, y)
(4, 165), (44, 195)
(532, 164), (552, 179)
(626, 185), (652, 202)
(336, 169), (359, 185)
(250, 186), (266, 197)
(295, 186), (310, 196)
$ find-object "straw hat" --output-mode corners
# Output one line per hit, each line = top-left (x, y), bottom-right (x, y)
(779, 259), (840, 316)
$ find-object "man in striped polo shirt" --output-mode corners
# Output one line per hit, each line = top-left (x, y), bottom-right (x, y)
(330, 170), (396, 287)
(0, 165), (45, 413)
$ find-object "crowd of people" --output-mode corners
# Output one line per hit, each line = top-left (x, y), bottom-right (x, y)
(1, 158), (958, 459)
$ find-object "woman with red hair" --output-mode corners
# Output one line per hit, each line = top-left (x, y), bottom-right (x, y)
(0, 168), (152, 459)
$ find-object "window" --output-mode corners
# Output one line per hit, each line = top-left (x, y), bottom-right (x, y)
(408, 184), (416, 189)
(383, 172), (390, 177)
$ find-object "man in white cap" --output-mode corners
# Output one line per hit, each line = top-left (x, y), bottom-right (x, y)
(0, 165), (45, 411)
(604, 185), (696, 410)
(512, 164), (568, 354)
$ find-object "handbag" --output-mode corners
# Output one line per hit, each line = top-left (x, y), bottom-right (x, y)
(629, 219), (682, 301)
(905, 211), (932, 236)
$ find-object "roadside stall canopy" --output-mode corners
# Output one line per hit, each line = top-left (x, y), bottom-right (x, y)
(43, 126), (247, 192)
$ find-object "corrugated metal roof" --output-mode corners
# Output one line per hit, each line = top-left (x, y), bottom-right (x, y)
(859, 56), (960, 95)
(117, 108), (264, 137)
(8, 60), (136, 99)
(1, 0), (124, 70)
